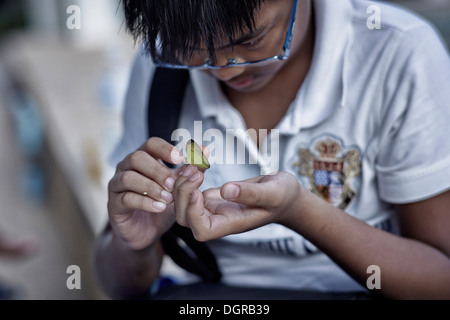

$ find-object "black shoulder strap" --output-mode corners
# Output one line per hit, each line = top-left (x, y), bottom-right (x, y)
(147, 67), (222, 283)
(147, 68), (189, 144)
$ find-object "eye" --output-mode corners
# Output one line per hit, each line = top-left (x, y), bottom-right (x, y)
(241, 35), (266, 48)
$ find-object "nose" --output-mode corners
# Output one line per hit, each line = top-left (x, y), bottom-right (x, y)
(210, 66), (245, 82)
(208, 53), (245, 81)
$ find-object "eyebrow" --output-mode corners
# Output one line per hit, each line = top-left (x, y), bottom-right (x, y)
(190, 23), (270, 52)
(227, 24), (269, 47)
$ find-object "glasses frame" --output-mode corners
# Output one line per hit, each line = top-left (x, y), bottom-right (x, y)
(154, 0), (299, 70)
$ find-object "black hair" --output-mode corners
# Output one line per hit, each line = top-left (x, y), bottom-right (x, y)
(122, 0), (264, 64)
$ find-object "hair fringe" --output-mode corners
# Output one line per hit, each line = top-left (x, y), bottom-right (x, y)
(122, 0), (264, 64)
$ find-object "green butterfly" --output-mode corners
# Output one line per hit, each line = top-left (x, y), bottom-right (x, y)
(185, 139), (210, 170)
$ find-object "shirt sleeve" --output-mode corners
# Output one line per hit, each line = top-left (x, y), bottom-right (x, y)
(376, 24), (450, 204)
(108, 47), (155, 167)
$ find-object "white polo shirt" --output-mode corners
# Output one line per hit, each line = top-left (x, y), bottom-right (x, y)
(111, 0), (450, 292)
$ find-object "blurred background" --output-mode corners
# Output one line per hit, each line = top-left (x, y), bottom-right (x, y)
(0, 0), (448, 300)
(0, 0), (135, 300)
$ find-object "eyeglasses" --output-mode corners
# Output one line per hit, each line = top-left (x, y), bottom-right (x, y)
(154, 0), (299, 70)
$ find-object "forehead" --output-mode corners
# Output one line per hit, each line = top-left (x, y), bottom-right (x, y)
(211, 0), (287, 47)
(158, 0), (293, 63)
(253, 0), (289, 24)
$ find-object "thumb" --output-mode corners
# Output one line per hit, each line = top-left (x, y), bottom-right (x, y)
(221, 180), (276, 208)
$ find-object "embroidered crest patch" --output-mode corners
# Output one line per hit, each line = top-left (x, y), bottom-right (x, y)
(293, 135), (361, 210)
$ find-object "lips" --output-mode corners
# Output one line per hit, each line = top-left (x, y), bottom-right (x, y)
(224, 76), (255, 90)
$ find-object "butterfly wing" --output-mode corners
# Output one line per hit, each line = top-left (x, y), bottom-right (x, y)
(186, 139), (210, 170)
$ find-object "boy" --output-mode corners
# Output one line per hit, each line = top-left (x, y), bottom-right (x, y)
(95, 0), (450, 299)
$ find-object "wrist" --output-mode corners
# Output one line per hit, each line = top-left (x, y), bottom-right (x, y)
(278, 179), (305, 228)
(282, 183), (336, 239)
(110, 224), (157, 255)
(279, 180), (324, 234)
(104, 226), (163, 299)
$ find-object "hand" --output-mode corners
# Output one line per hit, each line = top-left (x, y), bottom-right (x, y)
(107, 137), (185, 250)
(173, 169), (301, 241)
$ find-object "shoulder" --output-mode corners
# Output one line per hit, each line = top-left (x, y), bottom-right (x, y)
(346, 0), (447, 55)
(123, 46), (157, 117)
(341, 0), (449, 107)
(128, 46), (156, 92)
(349, 0), (432, 30)
(108, 47), (156, 166)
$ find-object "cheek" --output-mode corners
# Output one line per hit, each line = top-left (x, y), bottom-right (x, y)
(202, 62), (285, 93)
(249, 63), (285, 89)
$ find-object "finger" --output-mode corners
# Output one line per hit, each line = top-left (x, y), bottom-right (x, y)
(174, 164), (203, 185)
(118, 150), (176, 192)
(185, 190), (211, 241)
(173, 165), (204, 227)
(188, 190), (254, 242)
(173, 165), (203, 226)
(220, 180), (283, 208)
(239, 176), (265, 184)
(201, 145), (210, 159)
(140, 137), (185, 166)
(109, 191), (168, 214)
(185, 145), (210, 173)
(109, 171), (173, 204)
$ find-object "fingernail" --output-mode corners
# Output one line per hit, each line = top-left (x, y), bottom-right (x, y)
(190, 190), (199, 203)
(161, 190), (173, 203)
(189, 172), (201, 181)
(224, 184), (240, 200)
(170, 148), (184, 163)
(182, 165), (194, 177)
(153, 201), (167, 210)
(165, 177), (175, 191)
